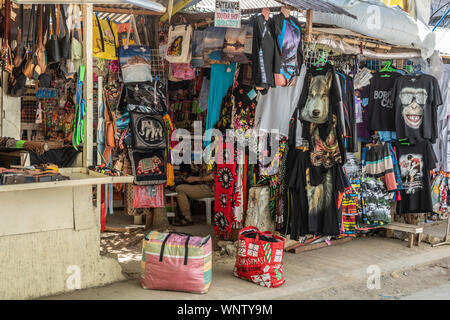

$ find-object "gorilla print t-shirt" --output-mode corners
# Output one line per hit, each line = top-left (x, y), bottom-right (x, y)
(396, 140), (437, 214)
(392, 74), (443, 143)
(367, 71), (402, 131)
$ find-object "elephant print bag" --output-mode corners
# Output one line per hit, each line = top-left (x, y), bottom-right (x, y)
(129, 111), (166, 150)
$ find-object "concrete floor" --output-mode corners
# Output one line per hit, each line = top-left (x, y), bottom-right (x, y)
(45, 233), (450, 300)
(402, 284), (450, 300)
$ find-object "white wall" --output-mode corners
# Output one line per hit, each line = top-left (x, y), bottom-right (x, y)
(1, 73), (21, 139)
(0, 185), (125, 300)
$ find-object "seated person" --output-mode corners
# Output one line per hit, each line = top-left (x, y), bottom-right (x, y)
(174, 164), (214, 226)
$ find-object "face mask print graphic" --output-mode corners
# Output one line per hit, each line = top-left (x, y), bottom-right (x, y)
(400, 88), (427, 129)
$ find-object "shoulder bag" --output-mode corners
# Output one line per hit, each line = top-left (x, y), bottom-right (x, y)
(45, 4), (61, 65)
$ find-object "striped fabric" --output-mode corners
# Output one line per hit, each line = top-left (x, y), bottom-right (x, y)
(141, 231), (212, 294)
(363, 144), (398, 191)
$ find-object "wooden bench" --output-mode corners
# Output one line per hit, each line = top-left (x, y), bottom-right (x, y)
(384, 222), (423, 248)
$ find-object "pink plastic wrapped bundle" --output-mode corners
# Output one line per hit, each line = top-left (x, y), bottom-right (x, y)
(141, 231), (212, 293)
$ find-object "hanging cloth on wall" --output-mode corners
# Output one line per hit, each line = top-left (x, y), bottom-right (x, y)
(72, 65), (86, 151)
(204, 63), (237, 147)
(214, 142), (237, 240)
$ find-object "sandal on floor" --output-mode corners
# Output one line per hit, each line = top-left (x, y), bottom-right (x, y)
(172, 216), (194, 226)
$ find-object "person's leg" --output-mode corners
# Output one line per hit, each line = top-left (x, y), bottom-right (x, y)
(175, 184), (214, 222)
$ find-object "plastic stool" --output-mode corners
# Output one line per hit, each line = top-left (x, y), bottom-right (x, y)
(197, 197), (214, 225)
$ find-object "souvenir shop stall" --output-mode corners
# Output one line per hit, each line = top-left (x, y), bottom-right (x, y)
(150, 0), (450, 254)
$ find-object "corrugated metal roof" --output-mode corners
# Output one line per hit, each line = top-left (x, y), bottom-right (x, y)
(185, 0), (280, 13)
(185, 0), (356, 17)
(276, 0), (356, 18)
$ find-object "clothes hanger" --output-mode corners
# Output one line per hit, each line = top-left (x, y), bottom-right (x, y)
(314, 51), (327, 70)
(380, 60), (395, 77)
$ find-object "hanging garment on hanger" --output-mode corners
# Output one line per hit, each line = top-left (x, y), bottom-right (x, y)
(393, 73), (443, 144)
(363, 143), (398, 191)
(432, 65), (450, 171)
(298, 63), (347, 168)
(395, 140), (437, 214)
(254, 64), (307, 138)
(272, 13), (303, 87)
(251, 13), (276, 90)
(204, 63), (237, 147)
(366, 71), (402, 131)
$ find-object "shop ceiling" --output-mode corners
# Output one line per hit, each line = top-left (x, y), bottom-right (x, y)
(12, 0), (356, 21)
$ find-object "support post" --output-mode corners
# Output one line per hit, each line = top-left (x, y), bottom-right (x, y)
(83, 3), (94, 168)
(305, 10), (313, 42)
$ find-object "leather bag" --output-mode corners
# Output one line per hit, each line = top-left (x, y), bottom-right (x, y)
(59, 4), (71, 59)
(45, 5), (61, 65)
(33, 5), (47, 80)
(23, 5), (37, 79)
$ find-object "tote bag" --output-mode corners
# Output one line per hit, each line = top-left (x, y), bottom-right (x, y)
(119, 15), (152, 83)
(165, 25), (192, 64)
(141, 231), (212, 293)
(93, 13), (119, 60)
(233, 226), (285, 288)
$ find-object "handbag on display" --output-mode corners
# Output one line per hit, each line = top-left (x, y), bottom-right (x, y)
(118, 15), (152, 83)
(59, 4), (71, 60)
(129, 111), (167, 150)
(33, 5), (47, 80)
(165, 24), (192, 64)
(171, 63), (196, 80)
(1, 0), (13, 74)
(93, 13), (118, 60)
(45, 4), (61, 65)
(68, 4), (83, 74)
(13, 5), (25, 68)
(124, 81), (167, 115)
(22, 5), (37, 79)
(8, 58), (27, 97)
(128, 148), (167, 185)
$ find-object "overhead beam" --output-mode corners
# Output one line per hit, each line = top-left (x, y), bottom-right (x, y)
(14, 0), (125, 4)
(93, 6), (164, 16)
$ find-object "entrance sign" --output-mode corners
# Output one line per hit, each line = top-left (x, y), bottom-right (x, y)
(215, 0), (241, 28)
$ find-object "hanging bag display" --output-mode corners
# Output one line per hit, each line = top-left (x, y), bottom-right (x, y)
(118, 15), (152, 83)
(45, 4), (61, 65)
(23, 5), (36, 79)
(233, 226), (285, 288)
(165, 24), (192, 64)
(69, 4), (83, 74)
(33, 5), (47, 80)
(13, 5), (25, 68)
(59, 4), (71, 60)
(141, 231), (212, 293)
(1, 0), (13, 74)
(93, 13), (118, 60)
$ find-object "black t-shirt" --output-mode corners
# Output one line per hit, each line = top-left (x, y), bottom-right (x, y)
(367, 71), (402, 131)
(396, 140), (437, 214)
(393, 74), (443, 143)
